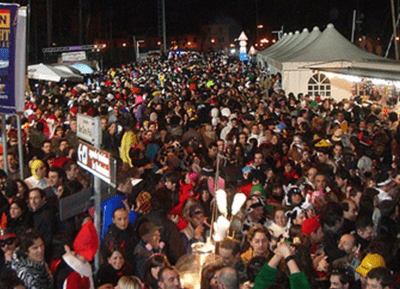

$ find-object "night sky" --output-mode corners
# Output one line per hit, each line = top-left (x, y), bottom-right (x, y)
(4, 0), (396, 56)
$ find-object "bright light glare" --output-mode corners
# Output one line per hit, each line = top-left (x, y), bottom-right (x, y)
(230, 48), (236, 54)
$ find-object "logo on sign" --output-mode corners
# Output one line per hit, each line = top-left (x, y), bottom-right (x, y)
(78, 143), (88, 165)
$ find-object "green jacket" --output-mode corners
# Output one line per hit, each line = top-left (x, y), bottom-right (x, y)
(253, 263), (311, 289)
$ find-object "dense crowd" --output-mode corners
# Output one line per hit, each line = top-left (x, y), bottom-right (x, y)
(0, 51), (399, 289)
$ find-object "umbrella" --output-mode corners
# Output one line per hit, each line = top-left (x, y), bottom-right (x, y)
(71, 63), (94, 74)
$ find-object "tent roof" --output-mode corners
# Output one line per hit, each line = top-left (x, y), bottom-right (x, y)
(286, 24), (390, 63)
(279, 26), (321, 62)
(258, 32), (292, 56)
(28, 63), (83, 82)
(266, 30), (302, 60)
(71, 63), (95, 74)
(305, 60), (400, 81)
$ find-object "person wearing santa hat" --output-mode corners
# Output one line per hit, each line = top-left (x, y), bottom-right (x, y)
(54, 215), (99, 289)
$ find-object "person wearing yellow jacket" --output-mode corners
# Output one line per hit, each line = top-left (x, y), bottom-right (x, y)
(120, 121), (138, 167)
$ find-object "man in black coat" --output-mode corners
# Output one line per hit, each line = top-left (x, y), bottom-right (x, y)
(28, 188), (56, 259)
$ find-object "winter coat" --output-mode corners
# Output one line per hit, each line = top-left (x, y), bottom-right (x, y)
(100, 223), (138, 268)
(253, 263), (311, 289)
(54, 253), (94, 289)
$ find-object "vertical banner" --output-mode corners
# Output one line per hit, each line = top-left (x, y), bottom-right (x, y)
(0, 3), (19, 114)
(15, 7), (26, 113)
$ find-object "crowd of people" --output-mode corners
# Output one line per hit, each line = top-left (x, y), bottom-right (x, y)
(0, 50), (399, 289)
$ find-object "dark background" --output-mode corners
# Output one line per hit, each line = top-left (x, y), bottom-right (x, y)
(4, 0), (397, 61)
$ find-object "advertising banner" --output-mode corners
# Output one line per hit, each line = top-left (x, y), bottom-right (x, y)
(0, 3), (19, 114)
(61, 51), (86, 63)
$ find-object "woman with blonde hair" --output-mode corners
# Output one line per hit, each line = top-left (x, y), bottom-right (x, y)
(115, 276), (143, 289)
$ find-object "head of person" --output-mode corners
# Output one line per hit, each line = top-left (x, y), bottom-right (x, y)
(15, 179), (29, 200)
(139, 222), (161, 249)
(338, 234), (358, 256)
(30, 159), (47, 180)
(28, 188), (46, 212)
(1, 180), (18, 200)
(349, 186), (363, 208)
(164, 171), (180, 191)
(201, 264), (223, 289)
(341, 199), (358, 222)
(62, 160), (79, 181)
(107, 246), (125, 271)
(273, 207), (287, 228)
(208, 142), (218, 158)
(253, 151), (263, 166)
(335, 169), (349, 189)
(0, 228), (17, 255)
(115, 276), (143, 289)
(48, 167), (66, 188)
(19, 229), (45, 264)
(306, 167), (318, 183)
(69, 119), (77, 132)
(329, 267), (355, 289)
(366, 267), (393, 289)
(302, 215), (324, 245)
(319, 202), (344, 233)
(287, 207), (307, 226)
(116, 170), (133, 194)
(9, 198), (29, 220)
(217, 267), (239, 289)
(144, 253), (171, 288)
(112, 208), (129, 230)
(356, 254), (386, 289)
(158, 266), (181, 289)
(355, 215), (374, 241)
(219, 238), (240, 267)
(247, 196), (265, 223)
(247, 225), (270, 257)
(41, 140), (52, 154)
(287, 187), (304, 207)
(58, 139), (70, 155)
(187, 202), (205, 228)
(0, 151), (18, 172)
(314, 173), (328, 191)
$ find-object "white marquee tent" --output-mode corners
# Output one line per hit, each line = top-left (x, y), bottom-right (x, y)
(28, 63), (84, 82)
(256, 24), (400, 100)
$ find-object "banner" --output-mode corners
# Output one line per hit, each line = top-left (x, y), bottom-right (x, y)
(61, 51), (86, 63)
(0, 3), (19, 114)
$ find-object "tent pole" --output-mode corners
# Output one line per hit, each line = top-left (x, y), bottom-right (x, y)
(351, 10), (356, 43)
(391, 0), (399, 60)
(16, 114), (24, 180)
(1, 114), (8, 175)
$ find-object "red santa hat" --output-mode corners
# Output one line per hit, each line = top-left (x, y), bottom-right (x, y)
(73, 220), (98, 262)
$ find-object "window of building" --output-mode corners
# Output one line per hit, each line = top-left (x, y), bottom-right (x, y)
(308, 73), (331, 97)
